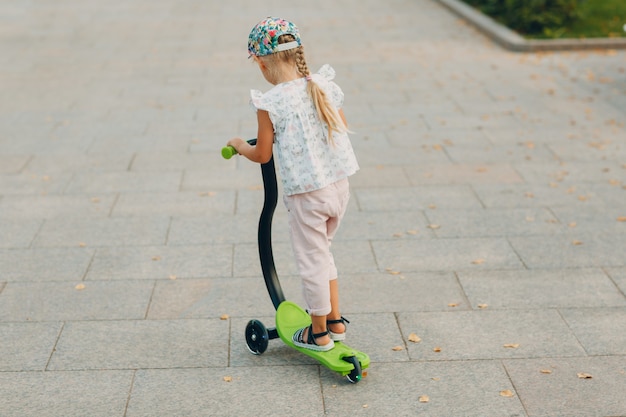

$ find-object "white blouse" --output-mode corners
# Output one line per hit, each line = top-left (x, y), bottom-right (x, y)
(250, 65), (359, 196)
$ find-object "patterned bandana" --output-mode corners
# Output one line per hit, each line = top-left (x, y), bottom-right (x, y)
(247, 17), (301, 57)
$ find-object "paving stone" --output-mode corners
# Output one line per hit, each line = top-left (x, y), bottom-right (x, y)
(0, 172), (73, 195)
(25, 152), (134, 174)
(560, 308), (626, 356)
(509, 233), (626, 269)
(33, 217), (171, 247)
(0, 247), (94, 282)
(0, 194), (116, 219)
(64, 171), (183, 194)
(337, 210), (435, 240)
(111, 191), (235, 216)
(130, 151), (224, 171)
(471, 183), (604, 208)
(0, 370), (133, 417)
(605, 267), (626, 295)
(322, 361), (527, 417)
(339, 272), (469, 313)
(0, 154), (30, 174)
(48, 319), (229, 370)
(373, 237), (524, 272)
(87, 244), (232, 280)
(458, 268), (626, 310)
(504, 356), (626, 417)
(0, 219), (42, 248)
(0, 322), (62, 371)
(354, 185), (484, 211)
(0, 280), (153, 321)
(126, 366), (324, 417)
(424, 207), (562, 238)
(398, 309), (586, 361)
(405, 163), (525, 185)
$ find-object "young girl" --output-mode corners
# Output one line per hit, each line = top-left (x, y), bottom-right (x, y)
(226, 17), (359, 352)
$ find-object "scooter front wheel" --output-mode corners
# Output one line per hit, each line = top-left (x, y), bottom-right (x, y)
(343, 356), (362, 383)
(245, 319), (269, 355)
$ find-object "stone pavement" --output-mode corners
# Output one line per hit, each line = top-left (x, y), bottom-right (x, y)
(1, 0), (625, 416)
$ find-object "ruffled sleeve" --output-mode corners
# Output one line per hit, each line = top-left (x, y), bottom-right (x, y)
(314, 64), (344, 109)
(249, 89), (273, 113)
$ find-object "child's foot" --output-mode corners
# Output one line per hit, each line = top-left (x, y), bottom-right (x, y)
(327, 316), (349, 341)
(293, 325), (334, 352)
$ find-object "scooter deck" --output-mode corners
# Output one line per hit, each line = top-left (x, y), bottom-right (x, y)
(276, 301), (370, 376)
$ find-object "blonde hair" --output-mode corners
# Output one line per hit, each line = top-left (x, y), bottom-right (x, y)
(258, 34), (348, 144)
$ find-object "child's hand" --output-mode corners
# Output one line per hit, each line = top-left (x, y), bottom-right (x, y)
(226, 137), (245, 153)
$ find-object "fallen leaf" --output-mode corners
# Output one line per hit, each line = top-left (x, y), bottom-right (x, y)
(78, 242), (87, 247)
(617, 216), (626, 222)
(419, 395), (430, 403)
(572, 240), (583, 246)
(500, 390), (514, 397)
(75, 283), (85, 290)
(472, 258), (486, 265)
(478, 304), (488, 309)
(169, 274), (177, 280)
(540, 369), (553, 374)
(448, 303), (459, 307)
(392, 345), (404, 351)
(433, 347), (442, 352)
(406, 230), (418, 235)
(503, 343), (520, 349)
(408, 333), (421, 343)
(220, 314), (229, 320)
(362, 404), (369, 408)
(427, 224), (440, 230)
(152, 256), (161, 261)
(223, 376), (232, 382)
(393, 232), (404, 238)
(577, 372), (593, 379)
(569, 222), (577, 228)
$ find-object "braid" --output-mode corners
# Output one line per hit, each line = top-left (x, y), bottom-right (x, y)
(273, 35), (348, 145)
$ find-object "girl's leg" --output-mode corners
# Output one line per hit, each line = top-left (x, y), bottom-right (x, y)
(327, 279), (346, 335)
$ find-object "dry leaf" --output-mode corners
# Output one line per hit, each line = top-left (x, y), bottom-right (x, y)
(406, 230), (418, 235)
(362, 404), (369, 408)
(568, 222), (577, 228)
(419, 395), (430, 403)
(393, 232), (404, 238)
(478, 304), (488, 309)
(408, 333), (422, 343)
(169, 274), (177, 280)
(472, 258), (485, 265)
(433, 347), (442, 352)
(75, 283), (85, 290)
(500, 390), (514, 397)
(78, 242), (87, 248)
(540, 369), (553, 374)
(152, 256), (161, 261)
(577, 372), (593, 379)
(392, 345), (404, 351)
(220, 314), (229, 320)
(91, 197), (100, 203)
(427, 224), (440, 230)
(223, 376), (232, 382)
(448, 303), (459, 308)
(503, 343), (520, 349)
(617, 216), (626, 222)
(572, 240), (583, 246)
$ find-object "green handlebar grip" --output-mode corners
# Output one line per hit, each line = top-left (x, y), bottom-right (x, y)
(221, 146), (237, 159)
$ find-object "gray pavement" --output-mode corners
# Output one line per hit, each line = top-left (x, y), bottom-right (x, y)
(1, 0), (625, 416)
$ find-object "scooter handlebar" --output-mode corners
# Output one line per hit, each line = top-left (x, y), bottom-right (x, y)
(221, 146), (237, 160)
(221, 139), (258, 160)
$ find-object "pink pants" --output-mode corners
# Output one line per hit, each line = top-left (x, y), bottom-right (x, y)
(283, 178), (350, 316)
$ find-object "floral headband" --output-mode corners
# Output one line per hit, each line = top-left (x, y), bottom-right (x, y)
(247, 17), (301, 57)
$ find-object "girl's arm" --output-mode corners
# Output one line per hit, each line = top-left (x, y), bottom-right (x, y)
(227, 110), (274, 164)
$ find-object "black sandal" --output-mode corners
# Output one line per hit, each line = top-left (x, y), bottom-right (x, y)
(293, 324), (334, 351)
(327, 316), (349, 341)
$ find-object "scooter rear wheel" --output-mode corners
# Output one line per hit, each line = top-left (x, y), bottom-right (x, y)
(245, 319), (269, 355)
